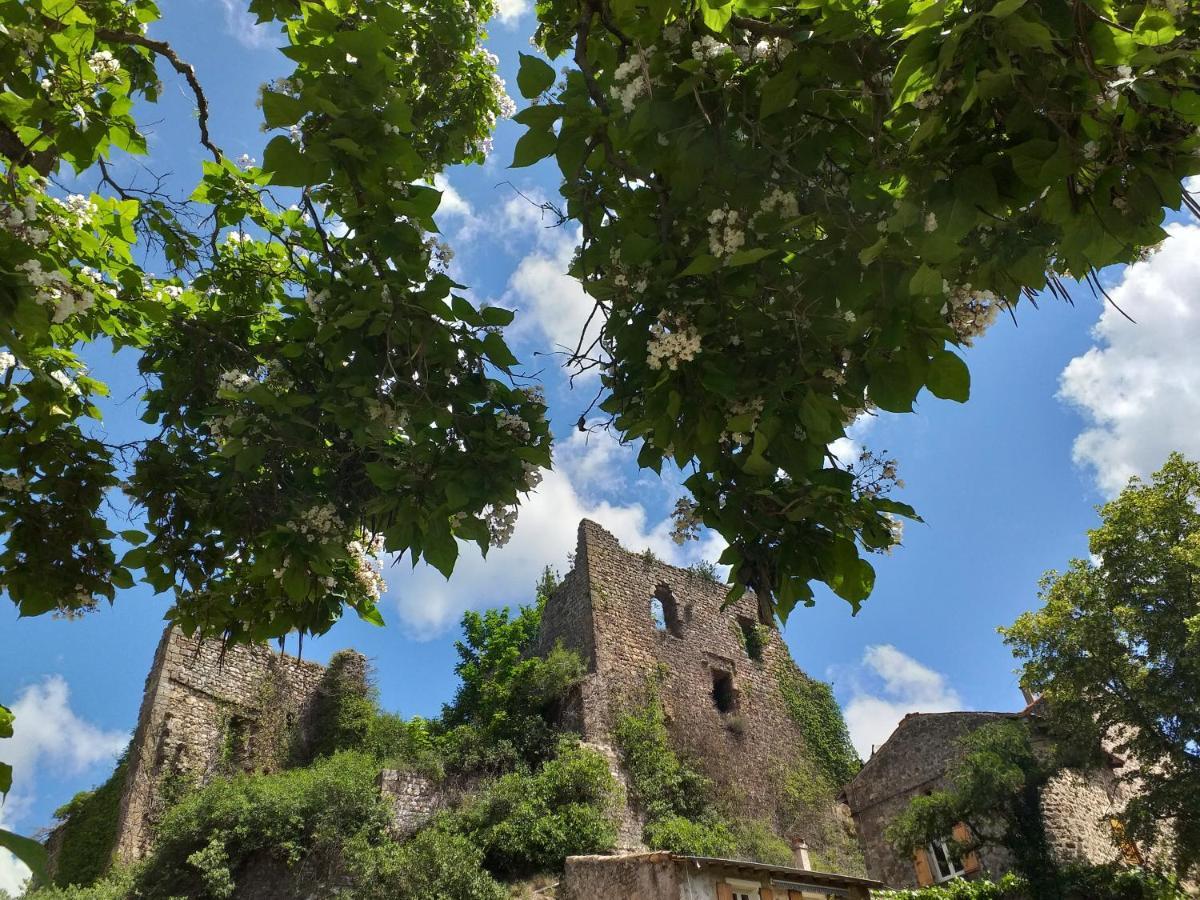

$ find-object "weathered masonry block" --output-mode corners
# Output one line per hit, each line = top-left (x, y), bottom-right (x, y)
(538, 519), (859, 869)
(112, 627), (364, 862)
(376, 769), (443, 837)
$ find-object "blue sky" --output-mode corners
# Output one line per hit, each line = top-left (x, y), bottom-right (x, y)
(4, 0), (1200, 889)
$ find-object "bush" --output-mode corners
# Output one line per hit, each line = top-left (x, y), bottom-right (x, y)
(134, 751), (389, 897)
(643, 814), (737, 857)
(874, 866), (1189, 900)
(875, 874), (1027, 900)
(299, 651), (374, 763)
(19, 868), (136, 900)
(343, 828), (506, 900)
(775, 666), (861, 787)
(452, 739), (618, 877)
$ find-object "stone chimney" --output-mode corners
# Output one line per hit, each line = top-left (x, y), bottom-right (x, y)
(790, 837), (812, 871)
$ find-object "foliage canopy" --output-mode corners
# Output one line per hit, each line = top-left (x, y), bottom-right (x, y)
(1001, 452), (1200, 875)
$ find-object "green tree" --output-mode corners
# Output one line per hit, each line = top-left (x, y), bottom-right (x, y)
(1001, 452), (1200, 875)
(886, 719), (1061, 897)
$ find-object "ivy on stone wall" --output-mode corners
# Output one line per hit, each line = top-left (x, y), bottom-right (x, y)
(46, 752), (128, 889)
(775, 664), (860, 787)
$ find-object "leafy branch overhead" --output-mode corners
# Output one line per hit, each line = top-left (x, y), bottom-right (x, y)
(515, 0), (1200, 620)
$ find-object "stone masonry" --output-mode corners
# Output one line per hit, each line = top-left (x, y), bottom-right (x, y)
(842, 707), (1150, 888)
(538, 519), (859, 869)
(112, 627), (363, 862)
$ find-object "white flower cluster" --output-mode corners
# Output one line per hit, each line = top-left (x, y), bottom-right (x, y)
(485, 504), (518, 547)
(218, 370), (257, 394)
(691, 35), (730, 62)
(347, 535), (386, 600)
(646, 311), (701, 371)
(223, 230), (251, 248)
(57, 194), (97, 228)
(51, 369), (80, 395)
(17, 259), (95, 323)
(497, 411), (531, 442)
(1, 474), (30, 492)
(924, 212), (938, 233)
(753, 187), (799, 226)
(258, 77), (302, 105)
(88, 50), (120, 78)
(911, 78), (958, 111)
(426, 237), (454, 269)
(884, 512), (904, 547)
(207, 412), (241, 447)
(237, 154), (256, 169)
(520, 460), (542, 492)
(1097, 65), (1134, 108)
(263, 361), (294, 393)
(494, 75), (517, 119)
(519, 384), (546, 407)
(735, 37), (794, 64)
(365, 398), (409, 432)
(944, 283), (1003, 346)
(0, 351), (16, 374)
(670, 497), (702, 545)
(1, 195), (50, 246)
(726, 396), (765, 445)
(61, 585), (96, 618)
(707, 207), (746, 258)
(288, 503), (343, 541)
(610, 49), (653, 114)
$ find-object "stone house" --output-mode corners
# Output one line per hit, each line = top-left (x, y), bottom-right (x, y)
(538, 519), (862, 870)
(841, 704), (1146, 889)
(559, 849), (881, 900)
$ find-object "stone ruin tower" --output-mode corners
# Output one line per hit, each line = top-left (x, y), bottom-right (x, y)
(110, 627), (364, 862)
(538, 520), (861, 870)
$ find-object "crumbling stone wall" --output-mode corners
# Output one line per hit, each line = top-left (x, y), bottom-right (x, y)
(376, 769), (443, 837)
(538, 520), (856, 867)
(841, 711), (1018, 887)
(843, 710), (1142, 888)
(112, 627), (360, 862)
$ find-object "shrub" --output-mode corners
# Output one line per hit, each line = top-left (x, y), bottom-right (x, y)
(452, 739), (618, 877)
(343, 828), (506, 900)
(875, 874), (1027, 900)
(47, 752), (128, 888)
(874, 867), (1188, 900)
(19, 868), (136, 900)
(643, 814), (737, 857)
(299, 651), (374, 763)
(134, 751), (389, 897)
(730, 820), (793, 867)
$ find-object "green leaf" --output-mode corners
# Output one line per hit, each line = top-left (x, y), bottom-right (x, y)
(481, 306), (516, 327)
(926, 349), (971, 402)
(909, 264), (943, 297)
(262, 135), (321, 187)
(482, 332), (520, 369)
(869, 355), (928, 413)
(423, 531), (459, 578)
(262, 92), (305, 128)
(1134, 6), (1177, 46)
(987, 0), (1027, 17)
(517, 53), (557, 99)
(120, 530), (148, 545)
(675, 254), (722, 278)
(282, 567), (309, 602)
(760, 71), (798, 119)
(0, 829), (48, 885)
(0, 762), (10, 796)
(0, 704), (12, 739)
(511, 128), (558, 168)
(110, 567), (135, 590)
(356, 603), (386, 627)
(725, 248), (776, 267)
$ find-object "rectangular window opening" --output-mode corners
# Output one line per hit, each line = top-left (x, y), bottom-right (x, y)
(928, 838), (967, 883)
(712, 669), (736, 714)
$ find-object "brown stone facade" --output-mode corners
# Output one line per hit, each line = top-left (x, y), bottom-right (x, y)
(539, 520), (859, 870)
(842, 709), (1150, 889)
(112, 627), (361, 862)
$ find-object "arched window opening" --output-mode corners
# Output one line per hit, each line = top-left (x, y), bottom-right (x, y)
(651, 585), (683, 637)
(712, 669), (736, 714)
(650, 597), (667, 631)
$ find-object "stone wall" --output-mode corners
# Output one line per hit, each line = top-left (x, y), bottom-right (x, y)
(841, 711), (1018, 887)
(376, 769), (443, 837)
(843, 710), (1145, 888)
(112, 627), (360, 862)
(559, 852), (681, 900)
(538, 520), (858, 868)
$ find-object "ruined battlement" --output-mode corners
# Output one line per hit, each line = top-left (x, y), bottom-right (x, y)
(539, 520), (860, 869)
(112, 628), (364, 862)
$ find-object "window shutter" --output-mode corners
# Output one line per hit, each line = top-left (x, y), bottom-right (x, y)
(1110, 818), (1144, 866)
(759, 888), (774, 900)
(716, 884), (735, 900)
(913, 848), (934, 887)
(788, 892), (806, 900)
(952, 823), (981, 875)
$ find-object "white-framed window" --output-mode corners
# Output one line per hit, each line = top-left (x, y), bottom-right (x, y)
(725, 877), (762, 900)
(928, 838), (967, 883)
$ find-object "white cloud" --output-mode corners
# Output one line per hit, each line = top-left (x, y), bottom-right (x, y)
(1059, 223), (1200, 496)
(384, 439), (708, 639)
(0, 677), (127, 893)
(839, 645), (962, 759)
(828, 412), (877, 467)
(504, 226), (603, 379)
(493, 0), (532, 27)
(434, 174), (474, 222)
(215, 0), (275, 47)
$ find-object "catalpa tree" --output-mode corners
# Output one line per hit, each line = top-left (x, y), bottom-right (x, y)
(0, 0), (1198, 872)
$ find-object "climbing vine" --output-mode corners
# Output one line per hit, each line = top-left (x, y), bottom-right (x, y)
(776, 664), (860, 786)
